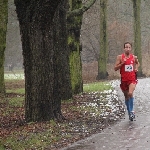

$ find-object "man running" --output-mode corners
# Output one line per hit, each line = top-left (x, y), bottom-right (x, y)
(114, 42), (140, 121)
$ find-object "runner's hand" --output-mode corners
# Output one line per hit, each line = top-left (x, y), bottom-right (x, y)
(121, 58), (126, 65)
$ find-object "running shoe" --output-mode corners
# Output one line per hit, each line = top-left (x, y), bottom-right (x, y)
(129, 111), (135, 121)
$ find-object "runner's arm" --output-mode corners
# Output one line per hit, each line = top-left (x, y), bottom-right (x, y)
(114, 55), (124, 71)
(134, 56), (140, 72)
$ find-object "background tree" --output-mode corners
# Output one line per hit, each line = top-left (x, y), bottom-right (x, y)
(132, 0), (144, 77)
(97, 0), (108, 79)
(67, 0), (96, 94)
(6, 0), (150, 84)
(0, 0), (8, 97)
(67, 0), (83, 94)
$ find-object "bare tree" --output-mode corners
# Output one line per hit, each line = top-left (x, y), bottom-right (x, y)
(97, 0), (108, 79)
(131, 0), (144, 77)
(67, 0), (96, 94)
(0, 0), (8, 97)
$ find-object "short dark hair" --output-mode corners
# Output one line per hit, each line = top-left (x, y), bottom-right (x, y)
(124, 42), (132, 48)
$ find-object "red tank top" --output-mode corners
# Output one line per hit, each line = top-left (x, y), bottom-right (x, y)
(120, 54), (136, 81)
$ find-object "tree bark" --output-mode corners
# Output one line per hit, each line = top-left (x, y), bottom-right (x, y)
(97, 0), (108, 80)
(53, 0), (72, 101)
(67, 0), (83, 94)
(67, 0), (96, 17)
(14, 0), (63, 122)
(132, 0), (144, 77)
(0, 0), (8, 97)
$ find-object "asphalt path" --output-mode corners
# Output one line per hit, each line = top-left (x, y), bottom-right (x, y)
(60, 78), (150, 150)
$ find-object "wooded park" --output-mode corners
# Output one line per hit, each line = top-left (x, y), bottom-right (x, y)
(0, 0), (150, 149)
(0, 0), (149, 121)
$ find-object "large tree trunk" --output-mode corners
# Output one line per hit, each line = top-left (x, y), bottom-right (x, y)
(67, 0), (83, 94)
(132, 0), (144, 77)
(97, 0), (108, 80)
(14, 0), (63, 122)
(0, 0), (8, 97)
(53, 0), (72, 105)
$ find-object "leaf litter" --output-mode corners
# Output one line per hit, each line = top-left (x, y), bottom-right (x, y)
(0, 80), (125, 150)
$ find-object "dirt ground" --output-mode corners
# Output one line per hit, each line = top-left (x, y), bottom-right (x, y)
(0, 78), (125, 150)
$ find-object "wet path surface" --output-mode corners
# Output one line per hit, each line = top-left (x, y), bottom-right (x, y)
(60, 78), (150, 150)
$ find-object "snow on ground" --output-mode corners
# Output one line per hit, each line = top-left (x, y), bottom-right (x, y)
(4, 73), (24, 79)
(79, 80), (125, 120)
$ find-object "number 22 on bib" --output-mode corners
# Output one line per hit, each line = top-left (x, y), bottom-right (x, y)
(125, 65), (133, 72)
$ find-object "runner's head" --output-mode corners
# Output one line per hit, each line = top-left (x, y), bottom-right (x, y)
(124, 42), (132, 55)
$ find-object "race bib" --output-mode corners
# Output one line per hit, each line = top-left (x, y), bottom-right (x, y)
(125, 65), (133, 72)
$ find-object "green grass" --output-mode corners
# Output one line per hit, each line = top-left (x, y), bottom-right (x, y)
(1, 120), (69, 150)
(4, 132), (60, 150)
(0, 143), (5, 150)
(4, 69), (24, 74)
(8, 97), (24, 107)
(6, 88), (25, 95)
(83, 82), (112, 92)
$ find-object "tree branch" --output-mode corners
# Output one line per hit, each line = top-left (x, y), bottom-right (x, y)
(67, 0), (97, 17)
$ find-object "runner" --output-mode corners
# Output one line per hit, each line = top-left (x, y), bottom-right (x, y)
(114, 42), (140, 121)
